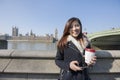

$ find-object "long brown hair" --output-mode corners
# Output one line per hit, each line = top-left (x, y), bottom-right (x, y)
(57, 17), (83, 51)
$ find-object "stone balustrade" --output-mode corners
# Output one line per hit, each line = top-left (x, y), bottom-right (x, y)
(0, 50), (120, 80)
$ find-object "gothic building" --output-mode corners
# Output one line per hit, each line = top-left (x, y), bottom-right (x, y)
(55, 28), (58, 40)
(12, 27), (18, 36)
(10, 27), (58, 42)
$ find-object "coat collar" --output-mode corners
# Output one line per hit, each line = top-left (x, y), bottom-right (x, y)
(67, 35), (84, 54)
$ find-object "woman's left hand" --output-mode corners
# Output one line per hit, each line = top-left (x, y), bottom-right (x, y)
(87, 56), (97, 66)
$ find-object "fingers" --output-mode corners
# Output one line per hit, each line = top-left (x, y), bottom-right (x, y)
(73, 61), (79, 65)
(92, 58), (97, 62)
(90, 56), (97, 65)
(70, 61), (83, 71)
(74, 65), (82, 71)
(92, 56), (97, 62)
(87, 56), (97, 66)
(93, 56), (97, 60)
(90, 60), (96, 64)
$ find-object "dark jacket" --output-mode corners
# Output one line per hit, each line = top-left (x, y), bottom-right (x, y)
(55, 41), (91, 80)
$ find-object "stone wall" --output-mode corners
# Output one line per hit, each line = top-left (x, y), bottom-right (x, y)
(0, 50), (120, 80)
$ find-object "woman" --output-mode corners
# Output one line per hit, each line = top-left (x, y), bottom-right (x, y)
(55, 17), (96, 80)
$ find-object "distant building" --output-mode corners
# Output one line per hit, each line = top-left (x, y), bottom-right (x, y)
(12, 27), (18, 36)
(30, 30), (33, 36)
(10, 27), (58, 43)
(55, 28), (58, 40)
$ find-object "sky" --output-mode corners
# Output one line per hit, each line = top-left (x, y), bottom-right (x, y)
(0, 0), (120, 38)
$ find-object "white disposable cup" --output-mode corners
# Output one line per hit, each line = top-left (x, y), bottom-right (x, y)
(85, 48), (95, 64)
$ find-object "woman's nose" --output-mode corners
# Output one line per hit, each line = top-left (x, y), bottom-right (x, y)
(72, 26), (78, 30)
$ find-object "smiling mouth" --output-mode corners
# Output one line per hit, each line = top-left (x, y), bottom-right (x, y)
(73, 30), (80, 34)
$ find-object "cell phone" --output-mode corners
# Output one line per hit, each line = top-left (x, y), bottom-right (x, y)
(82, 66), (88, 69)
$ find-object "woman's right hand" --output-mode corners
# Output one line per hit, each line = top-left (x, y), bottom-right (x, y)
(69, 61), (83, 71)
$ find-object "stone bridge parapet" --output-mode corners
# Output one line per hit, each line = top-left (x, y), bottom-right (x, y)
(0, 50), (120, 80)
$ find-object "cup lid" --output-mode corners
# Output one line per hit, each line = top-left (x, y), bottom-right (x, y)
(85, 48), (95, 52)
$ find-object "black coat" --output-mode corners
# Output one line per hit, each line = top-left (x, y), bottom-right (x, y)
(55, 41), (91, 80)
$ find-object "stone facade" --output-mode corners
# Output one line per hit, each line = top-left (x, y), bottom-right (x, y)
(0, 50), (120, 80)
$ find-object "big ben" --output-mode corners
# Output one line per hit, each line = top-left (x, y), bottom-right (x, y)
(55, 28), (58, 40)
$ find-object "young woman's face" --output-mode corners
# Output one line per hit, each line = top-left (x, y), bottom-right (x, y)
(69, 21), (80, 38)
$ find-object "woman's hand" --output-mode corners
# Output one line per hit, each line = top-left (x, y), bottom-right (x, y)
(87, 56), (97, 66)
(69, 61), (83, 71)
